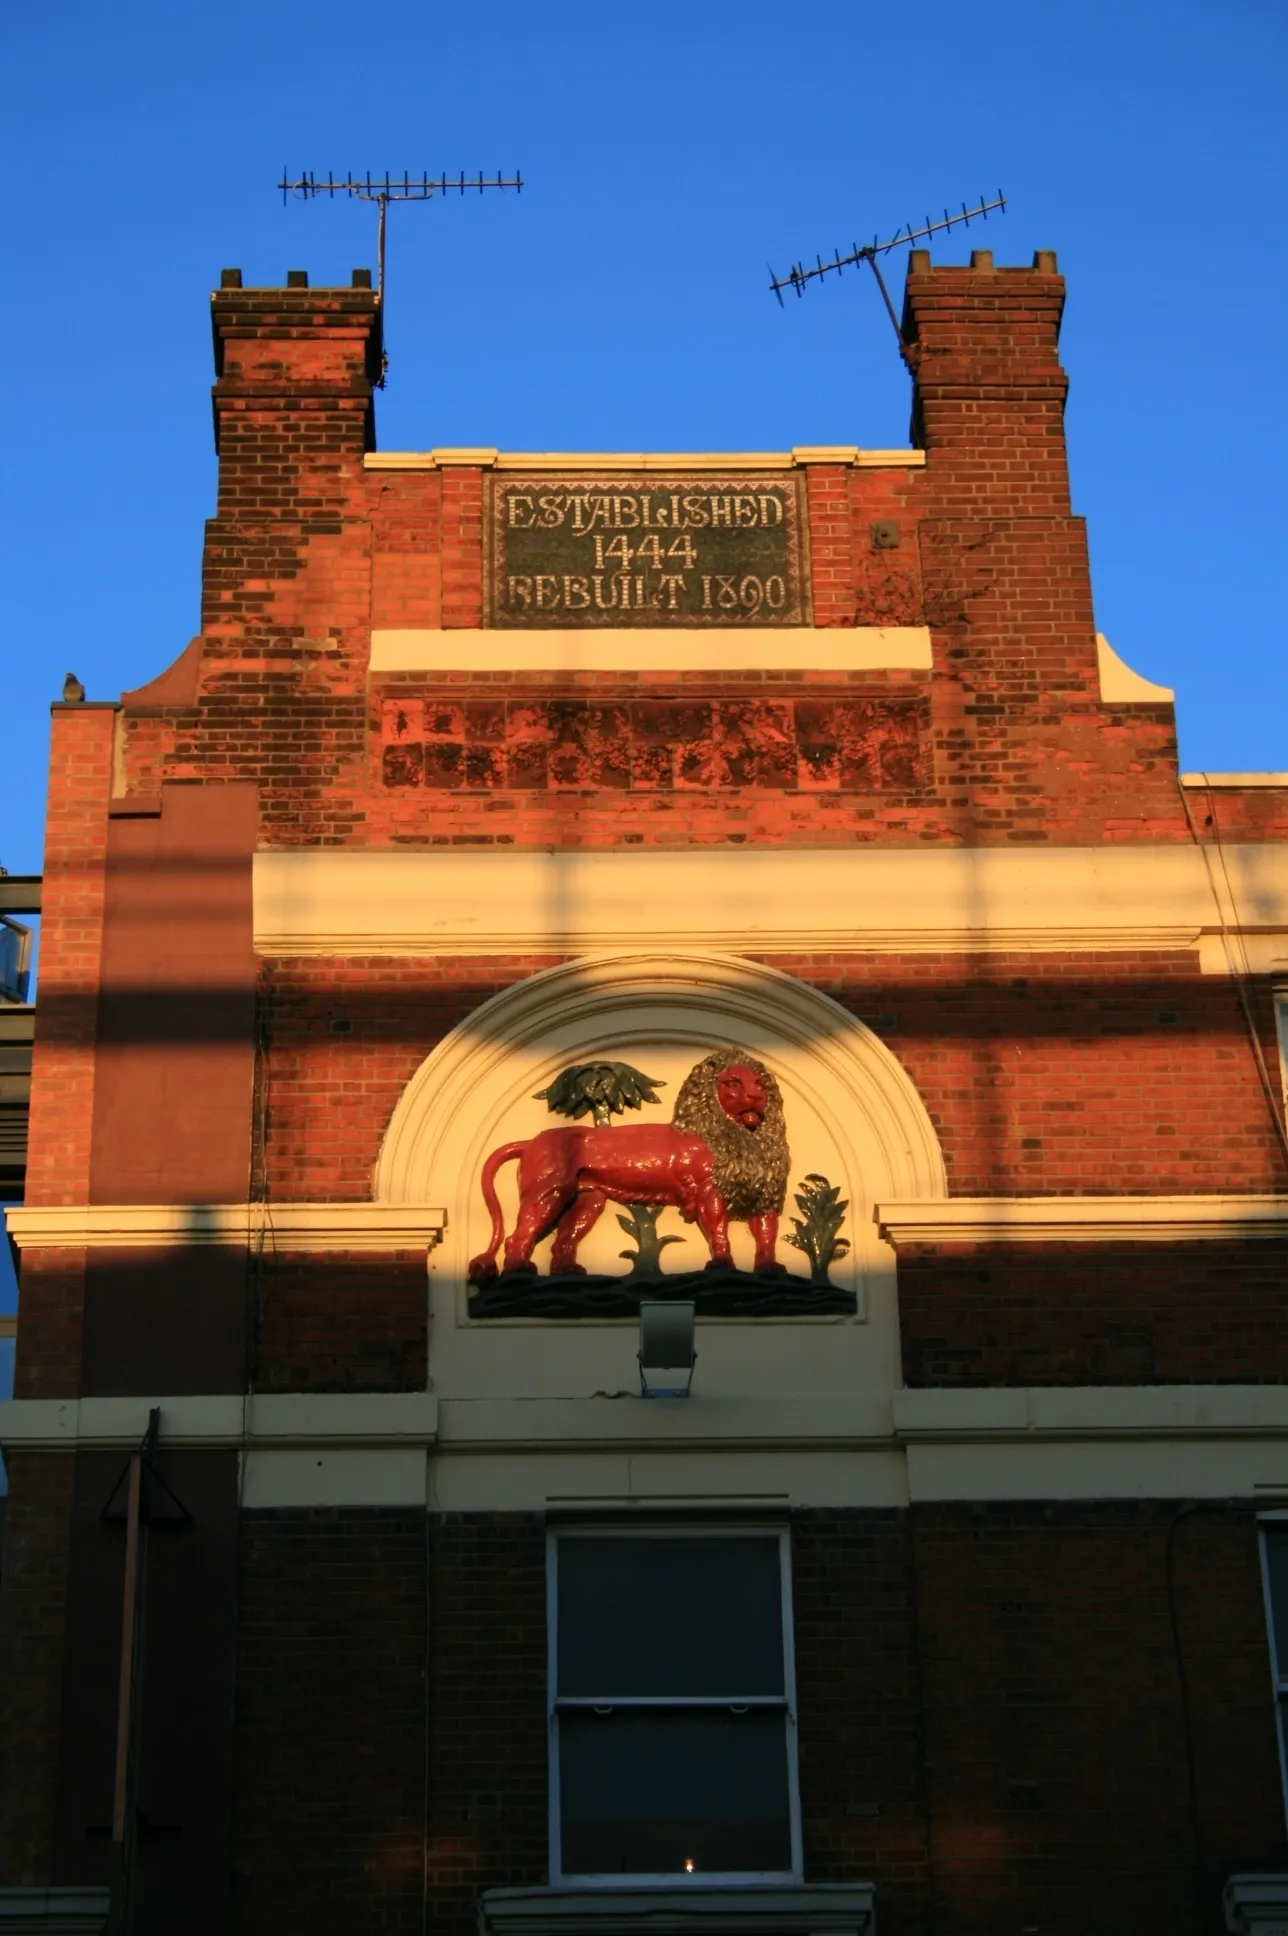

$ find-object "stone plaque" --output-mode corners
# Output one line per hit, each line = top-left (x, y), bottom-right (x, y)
(484, 472), (809, 627)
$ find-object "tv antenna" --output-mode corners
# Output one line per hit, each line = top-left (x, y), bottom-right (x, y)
(769, 192), (1006, 373)
(278, 170), (523, 384)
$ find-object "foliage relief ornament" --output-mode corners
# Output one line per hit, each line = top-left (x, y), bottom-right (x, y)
(534, 1061), (665, 1129)
(784, 1174), (851, 1284)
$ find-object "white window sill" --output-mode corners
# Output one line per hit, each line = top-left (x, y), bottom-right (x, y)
(1225, 1875), (1288, 1934)
(480, 1884), (876, 1936)
(0, 1891), (110, 1932)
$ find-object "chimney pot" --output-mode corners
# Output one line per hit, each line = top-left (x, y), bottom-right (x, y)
(1032, 249), (1058, 273)
(351, 268), (373, 289)
(220, 268), (243, 289)
(286, 269), (309, 288)
(908, 249), (931, 274)
(970, 249), (994, 271)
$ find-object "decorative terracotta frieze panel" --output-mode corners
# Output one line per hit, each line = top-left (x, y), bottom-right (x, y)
(378, 695), (928, 793)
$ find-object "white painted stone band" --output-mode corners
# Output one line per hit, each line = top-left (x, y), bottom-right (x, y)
(875, 1195), (1288, 1243)
(10, 1197), (1287, 1255)
(363, 448), (927, 473)
(15, 1387), (1281, 1452)
(7, 1388), (1288, 1507)
(369, 626), (932, 674)
(1182, 773), (1288, 789)
(370, 628), (1166, 692)
(3, 1202), (446, 1252)
(252, 842), (1288, 961)
(0, 1392), (438, 1450)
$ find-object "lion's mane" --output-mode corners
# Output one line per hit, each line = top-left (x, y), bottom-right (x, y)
(671, 1051), (790, 1221)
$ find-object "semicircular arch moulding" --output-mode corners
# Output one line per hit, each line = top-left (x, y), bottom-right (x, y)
(375, 953), (946, 1308)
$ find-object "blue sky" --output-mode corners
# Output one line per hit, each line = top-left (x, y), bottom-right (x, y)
(1, 0), (1285, 882)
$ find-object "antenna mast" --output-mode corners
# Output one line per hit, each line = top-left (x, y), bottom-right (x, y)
(278, 169), (524, 384)
(769, 192), (1006, 371)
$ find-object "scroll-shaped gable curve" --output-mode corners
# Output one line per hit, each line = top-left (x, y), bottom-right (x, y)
(373, 952), (946, 1304)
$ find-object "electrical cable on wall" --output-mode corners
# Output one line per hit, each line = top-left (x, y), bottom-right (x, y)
(1177, 776), (1288, 1172)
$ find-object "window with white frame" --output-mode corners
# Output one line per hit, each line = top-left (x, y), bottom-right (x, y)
(1259, 1518), (1288, 1826)
(548, 1527), (801, 1883)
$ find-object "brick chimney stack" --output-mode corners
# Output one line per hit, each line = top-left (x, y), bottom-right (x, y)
(903, 248), (1069, 518)
(900, 250), (1179, 836)
(201, 271), (382, 659)
(209, 270), (383, 503)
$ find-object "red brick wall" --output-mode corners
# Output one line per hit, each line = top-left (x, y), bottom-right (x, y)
(792, 1511), (931, 1922)
(233, 1508), (429, 1933)
(898, 1240), (1288, 1385)
(422, 1514), (548, 1922)
(24, 707), (115, 1211)
(250, 1251), (426, 1392)
(224, 1505), (1288, 1936)
(371, 470), (442, 628)
(47, 1451), (241, 1932)
(255, 953), (564, 1201)
(798, 1503), (1288, 1932)
(89, 784), (257, 1208)
(102, 259), (1222, 851)
(777, 949), (1288, 1197)
(232, 1510), (547, 1936)
(1184, 783), (1288, 842)
(251, 951), (1288, 1207)
(13, 260), (1288, 1930)
(908, 1501), (1286, 1935)
(0, 1452), (77, 1886)
(12, 1249), (86, 1401)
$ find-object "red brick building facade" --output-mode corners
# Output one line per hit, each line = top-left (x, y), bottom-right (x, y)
(3, 249), (1288, 1935)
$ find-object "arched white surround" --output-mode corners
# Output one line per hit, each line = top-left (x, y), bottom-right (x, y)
(377, 953), (944, 1339)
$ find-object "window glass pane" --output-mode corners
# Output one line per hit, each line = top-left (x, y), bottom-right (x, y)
(559, 1707), (792, 1876)
(557, 1537), (784, 1698)
(1267, 1530), (1288, 1667)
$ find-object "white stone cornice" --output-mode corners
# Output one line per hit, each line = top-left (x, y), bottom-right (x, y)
(362, 447), (924, 473)
(875, 1195), (1288, 1244)
(3, 1202), (446, 1253)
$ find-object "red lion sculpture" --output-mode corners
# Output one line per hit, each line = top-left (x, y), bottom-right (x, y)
(467, 1063), (773, 1284)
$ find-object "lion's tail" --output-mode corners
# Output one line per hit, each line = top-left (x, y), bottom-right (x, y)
(467, 1141), (528, 1284)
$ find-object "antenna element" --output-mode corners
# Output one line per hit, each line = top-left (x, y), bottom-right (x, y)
(278, 170), (524, 385)
(769, 192), (1006, 370)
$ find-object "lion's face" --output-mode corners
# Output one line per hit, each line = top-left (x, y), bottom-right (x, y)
(716, 1064), (768, 1131)
(673, 1050), (789, 1220)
